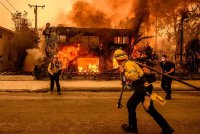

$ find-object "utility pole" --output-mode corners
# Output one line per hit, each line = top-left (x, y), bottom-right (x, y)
(155, 11), (158, 52)
(154, 0), (158, 52)
(180, 18), (184, 63)
(179, 6), (188, 63)
(28, 4), (45, 30)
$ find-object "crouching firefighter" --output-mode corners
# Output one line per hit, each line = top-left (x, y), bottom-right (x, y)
(113, 49), (174, 134)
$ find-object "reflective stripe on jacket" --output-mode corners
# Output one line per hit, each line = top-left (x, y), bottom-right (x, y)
(48, 62), (61, 74)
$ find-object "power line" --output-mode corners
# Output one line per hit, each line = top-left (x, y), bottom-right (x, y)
(0, 0), (13, 14)
(6, 0), (17, 12)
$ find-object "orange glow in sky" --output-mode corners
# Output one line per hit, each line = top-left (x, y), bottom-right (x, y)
(0, 0), (78, 29)
(0, 0), (133, 30)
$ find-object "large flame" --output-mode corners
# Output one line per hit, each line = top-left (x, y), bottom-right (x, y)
(77, 58), (99, 73)
(57, 44), (80, 69)
(56, 45), (99, 73)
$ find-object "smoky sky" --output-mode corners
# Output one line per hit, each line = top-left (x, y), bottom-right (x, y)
(66, 1), (111, 28)
(56, 0), (200, 28)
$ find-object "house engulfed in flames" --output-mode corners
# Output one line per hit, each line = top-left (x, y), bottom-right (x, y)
(47, 27), (132, 74)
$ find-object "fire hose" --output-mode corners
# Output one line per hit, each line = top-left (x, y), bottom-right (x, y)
(117, 61), (200, 109)
(135, 61), (200, 91)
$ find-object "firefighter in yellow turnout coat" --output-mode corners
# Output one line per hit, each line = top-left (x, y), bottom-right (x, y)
(48, 55), (62, 95)
(114, 49), (174, 134)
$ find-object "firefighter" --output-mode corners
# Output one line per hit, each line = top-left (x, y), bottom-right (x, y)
(43, 22), (51, 38)
(113, 49), (174, 134)
(48, 55), (62, 95)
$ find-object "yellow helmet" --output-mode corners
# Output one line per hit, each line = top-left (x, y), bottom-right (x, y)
(113, 49), (128, 60)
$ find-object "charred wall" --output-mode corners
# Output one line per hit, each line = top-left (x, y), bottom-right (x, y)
(50, 27), (132, 72)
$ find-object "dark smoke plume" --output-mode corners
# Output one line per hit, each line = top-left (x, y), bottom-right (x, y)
(131, 0), (150, 29)
(56, 0), (199, 30)
(67, 1), (111, 28)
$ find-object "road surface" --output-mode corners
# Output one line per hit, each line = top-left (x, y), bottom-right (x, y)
(0, 91), (200, 134)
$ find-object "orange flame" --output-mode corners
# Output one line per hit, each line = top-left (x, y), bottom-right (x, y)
(132, 45), (141, 59)
(77, 58), (99, 73)
(57, 44), (80, 69)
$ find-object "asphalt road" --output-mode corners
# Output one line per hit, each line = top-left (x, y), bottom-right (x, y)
(0, 91), (200, 134)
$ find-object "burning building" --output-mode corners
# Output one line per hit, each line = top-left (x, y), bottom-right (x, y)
(46, 27), (132, 75)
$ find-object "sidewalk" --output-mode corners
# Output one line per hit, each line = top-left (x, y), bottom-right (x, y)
(0, 76), (199, 92)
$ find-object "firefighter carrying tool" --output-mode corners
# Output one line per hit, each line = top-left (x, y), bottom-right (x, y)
(114, 49), (174, 134)
(117, 72), (126, 108)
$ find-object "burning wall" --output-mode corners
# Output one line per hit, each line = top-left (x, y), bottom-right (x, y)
(52, 27), (132, 73)
(57, 44), (80, 69)
(55, 45), (100, 73)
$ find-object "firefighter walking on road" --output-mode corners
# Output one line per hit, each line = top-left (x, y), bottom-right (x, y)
(48, 55), (62, 95)
(113, 49), (174, 134)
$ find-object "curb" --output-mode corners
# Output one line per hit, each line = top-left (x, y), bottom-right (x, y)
(0, 87), (199, 93)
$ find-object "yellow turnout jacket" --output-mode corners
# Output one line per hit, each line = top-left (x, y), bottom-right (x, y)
(122, 60), (144, 81)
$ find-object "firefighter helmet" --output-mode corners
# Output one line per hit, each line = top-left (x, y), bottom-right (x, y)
(113, 49), (128, 60)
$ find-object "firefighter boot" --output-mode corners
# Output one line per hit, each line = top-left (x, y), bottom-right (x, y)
(161, 126), (174, 134)
(121, 123), (138, 133)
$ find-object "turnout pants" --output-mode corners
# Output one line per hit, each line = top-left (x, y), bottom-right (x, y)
(48, 71), (61, 93)
(128, 78), (170, 130)
(161, 76), (172, 97)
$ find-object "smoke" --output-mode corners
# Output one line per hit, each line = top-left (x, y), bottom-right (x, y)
(22, 0), (200, 72)
(56, 0), (154, 29)
(63, 1), (111, 28)
(54, 0), (200, 52)
(124, 0), (151, 30)
(23, 31), (46, 72)
(57, 0), (133, 28)
(23, 48), (45, 72)
(56, 0), (199, 28)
